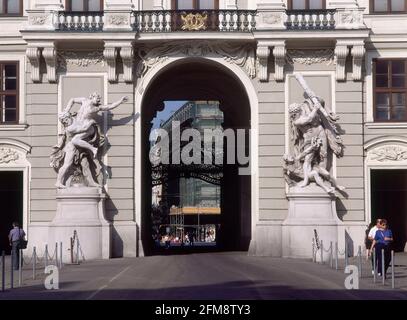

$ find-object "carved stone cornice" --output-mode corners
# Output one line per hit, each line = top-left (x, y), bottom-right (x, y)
(43, 45), (57, 83)
(334, 40), (365, 82)
(334, 43), (349, 81)
(257, 45), (270, 82)
(136, 41), (256, 80)
(120, 46), (134, 83)
(104, 46), (118, 83)
(351, 44), (365, 81)
(26, 47), (41, 83)
(57, 51), (105, 70)
(256, 41), (286, 82)
(286, 49), (335, 66)
(272, 44), (286, 82)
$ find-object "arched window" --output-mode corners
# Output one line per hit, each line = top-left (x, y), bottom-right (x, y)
(66, 0), (103, 11)
(0, 0), (23, 15)
(172, 0), (219, 10)
(288, 0), (325, 10)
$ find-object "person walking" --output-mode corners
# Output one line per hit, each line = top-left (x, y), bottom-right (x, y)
(366, 218), (381, 274)
(370, 219), (393, 277)
(8, 222), (26, 270)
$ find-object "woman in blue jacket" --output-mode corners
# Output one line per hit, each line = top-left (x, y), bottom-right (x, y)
(369, 219), (393, 277)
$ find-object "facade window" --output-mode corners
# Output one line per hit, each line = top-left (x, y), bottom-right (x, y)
(374, 59), (407, 121)
(371, 0), (407, 13)
(0, 62), (19, 124)
(288, 0), (326, 10)
(66, 0), (103, 11)
(172, 0), (219, 9)
(0, 0), (23, 15)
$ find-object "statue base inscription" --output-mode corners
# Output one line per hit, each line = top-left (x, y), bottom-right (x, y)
(48, 187), (111, 263)
(282, 183), (343, 262)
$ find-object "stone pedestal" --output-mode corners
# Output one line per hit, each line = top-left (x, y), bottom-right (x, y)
(27, 0), (63, 31)
(256, 0), (286, 30)
(104, 0), (133, 31)
(282, 184), (342, 262)
(48, 187), (111, 263)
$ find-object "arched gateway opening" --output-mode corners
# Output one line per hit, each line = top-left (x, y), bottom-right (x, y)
(138, 58), (253, 255)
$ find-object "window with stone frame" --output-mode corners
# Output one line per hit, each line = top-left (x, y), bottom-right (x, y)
(172, 0), (219, 9)
(0, 62), (19, 124)
(370, 0), (407, 13)
(288, 0), (326, 10)
(0, 0), (23, 15)
(66, 0), (103, 11)
(374, 59), (407, 122)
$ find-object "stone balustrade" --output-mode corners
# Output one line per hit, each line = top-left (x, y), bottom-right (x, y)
(132, 10), (257, 33)
(285, 9), (336, 30)
(52, 9), (355, 32)
(58, 11), (104, 31)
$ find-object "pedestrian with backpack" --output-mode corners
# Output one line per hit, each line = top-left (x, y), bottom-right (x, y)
(8, 222), (26, 270)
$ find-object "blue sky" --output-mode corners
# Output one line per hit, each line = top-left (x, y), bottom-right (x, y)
(151, 100), (188, 130)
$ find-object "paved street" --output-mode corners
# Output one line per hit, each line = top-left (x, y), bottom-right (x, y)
(1, 252), (407, 300)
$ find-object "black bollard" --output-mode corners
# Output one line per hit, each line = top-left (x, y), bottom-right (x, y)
(1, 251), (5, 292)
(10, 249), (14, 289)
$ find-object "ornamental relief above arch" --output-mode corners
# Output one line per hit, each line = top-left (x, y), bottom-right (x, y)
(0, 139), (31, 167)
(135, 41), (257, 80)
(365, 137), (407, 166)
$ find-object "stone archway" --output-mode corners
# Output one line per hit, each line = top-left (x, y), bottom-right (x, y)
(134, 53), (259, 256)
(0, 139), (31, 253)
(365, 136), (407, 251)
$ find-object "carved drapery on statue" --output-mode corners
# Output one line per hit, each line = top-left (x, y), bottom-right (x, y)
(283, 74), (345, 194)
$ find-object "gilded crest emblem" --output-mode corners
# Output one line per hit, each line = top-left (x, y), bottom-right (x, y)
(181, 13), (208, 31)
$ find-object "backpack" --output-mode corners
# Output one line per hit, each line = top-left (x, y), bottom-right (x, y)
(18, 229), (28, 249)
(364, 227), (372, 248)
